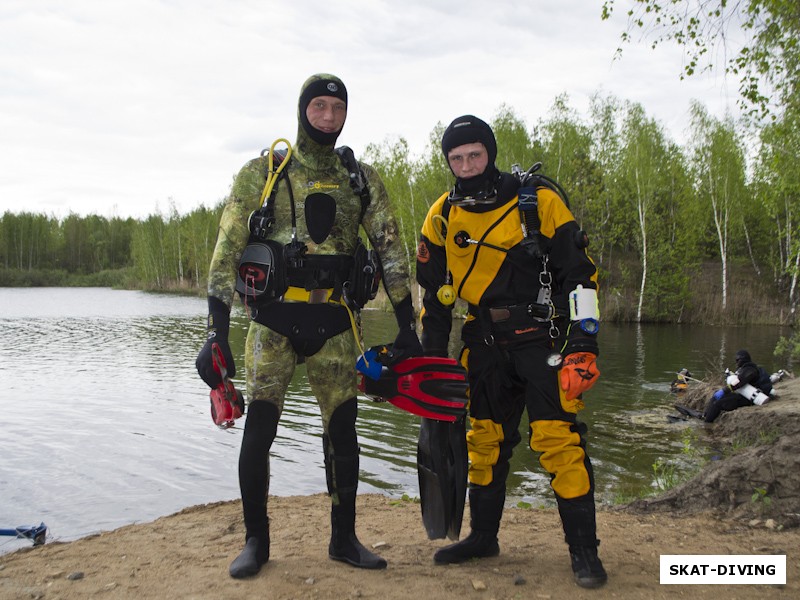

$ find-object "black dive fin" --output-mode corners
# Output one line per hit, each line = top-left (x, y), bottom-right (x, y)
(674, 404), (704, 419)
(417, 417), (467, 541)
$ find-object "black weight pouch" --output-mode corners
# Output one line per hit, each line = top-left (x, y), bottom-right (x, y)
(343, 238), (382, 310)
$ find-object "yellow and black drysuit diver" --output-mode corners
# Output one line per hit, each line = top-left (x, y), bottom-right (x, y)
(416, 115), (606, 588)
(196, 74), (422, 578)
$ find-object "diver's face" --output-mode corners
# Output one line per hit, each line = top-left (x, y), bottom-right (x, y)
(305, 96), (347, 135)
(447, 142), (489, 179)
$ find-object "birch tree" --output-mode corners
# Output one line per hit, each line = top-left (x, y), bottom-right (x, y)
(536, 94), (604, 230)
(754, 104), (800, 312)
(618, 103), (671, 321)
(601, 0), (800, 120)
(688, 101), (747, 312)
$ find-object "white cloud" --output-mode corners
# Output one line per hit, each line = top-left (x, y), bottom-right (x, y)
(0, 0), (742, 219)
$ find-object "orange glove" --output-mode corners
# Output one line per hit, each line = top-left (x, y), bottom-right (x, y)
(559, 352), (600, 400)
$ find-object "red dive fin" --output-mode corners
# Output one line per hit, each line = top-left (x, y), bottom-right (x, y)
(358, 356), (468, 422)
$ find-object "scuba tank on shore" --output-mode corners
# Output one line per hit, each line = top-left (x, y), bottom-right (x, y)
(725, 369), (771, 406)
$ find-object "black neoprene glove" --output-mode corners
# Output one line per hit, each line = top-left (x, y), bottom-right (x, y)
(195, 296), (235, 388)
(391, 294), (423, 360)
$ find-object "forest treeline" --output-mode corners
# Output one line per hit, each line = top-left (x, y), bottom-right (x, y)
(1, 95), (798, 333)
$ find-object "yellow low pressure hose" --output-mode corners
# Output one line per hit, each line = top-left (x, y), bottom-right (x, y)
(258, 138), (293, 207)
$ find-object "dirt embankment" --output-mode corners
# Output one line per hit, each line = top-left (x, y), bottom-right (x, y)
(1, 377), (798, 599)
(628, 373), (800, 528)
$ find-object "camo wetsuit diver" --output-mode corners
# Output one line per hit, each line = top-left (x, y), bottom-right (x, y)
(416, 115), (606, 588)
(196, 74), (421, 578)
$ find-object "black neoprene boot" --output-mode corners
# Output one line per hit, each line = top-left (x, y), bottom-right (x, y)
(324, 401), (386, 569)
(229, 402), (278, 579)
(329, 501), (387, 569)
(229, 534), (269, 579)
(434, 482), (504, 564)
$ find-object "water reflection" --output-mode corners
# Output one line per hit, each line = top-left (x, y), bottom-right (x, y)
(0, 288), (788, 554)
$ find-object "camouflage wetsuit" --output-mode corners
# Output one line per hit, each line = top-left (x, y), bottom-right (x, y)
(207, 108), (410, 426)
(200, 74), (417, 576)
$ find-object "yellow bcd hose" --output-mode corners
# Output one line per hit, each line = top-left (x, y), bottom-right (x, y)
(258, 138), (293, 207)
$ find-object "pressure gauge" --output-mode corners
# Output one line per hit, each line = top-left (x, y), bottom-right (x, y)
(546, 352), (563, 369)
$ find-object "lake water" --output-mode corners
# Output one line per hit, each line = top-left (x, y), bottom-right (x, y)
(0, 287), (788, 554)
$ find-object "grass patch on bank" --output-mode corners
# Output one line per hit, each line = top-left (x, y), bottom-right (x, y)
(728, 427), (781, 454)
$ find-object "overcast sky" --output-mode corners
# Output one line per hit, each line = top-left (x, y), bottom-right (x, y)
(0, 0), (741, 219)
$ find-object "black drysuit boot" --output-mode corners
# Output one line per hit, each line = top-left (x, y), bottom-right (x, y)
(558, 494), (607, 588)
(229, 402), (278, 578)
(433, 483), (504, 564)
(569, 543), (607, 589)
(325, 400), (386, 569)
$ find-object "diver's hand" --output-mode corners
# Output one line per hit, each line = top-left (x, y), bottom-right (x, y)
(196, 336), (235, 388)
(391, 294), (423, 361)
(195, 296), (235, 388)
(559, 352), (600, 400)
(392, 326), (423, 360)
